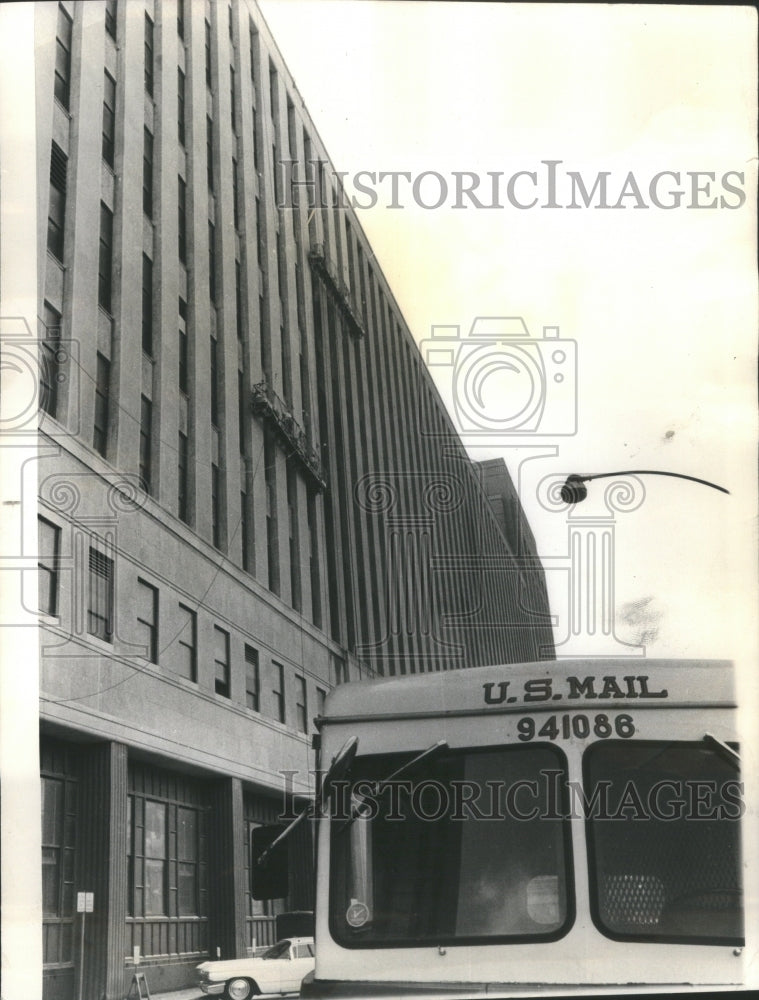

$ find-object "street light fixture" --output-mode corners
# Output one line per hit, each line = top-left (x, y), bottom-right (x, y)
(560, 470), (730, 504)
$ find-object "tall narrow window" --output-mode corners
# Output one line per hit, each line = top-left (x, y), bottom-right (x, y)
(136, 578), (158, 663)
(204, 19), (212, 88)
(211, 464), (222, 548)
(210, 337), (220, 426)
(144, 800), (166, 915)
(287, 464), (301, 612)
(332, 655), (348, 686)
(178, 431), (189, 523)
(176, 603), (197, 680)
(271, 661), (285, 723)
(177, 68), (186, 146)
(40, 303), (62, 419)
(139, 395), (152, 493)
(144, 14), (154, 97)
(235, 259), (243, 338)
(295, 675), (307, 733)
(232, 161), (240, 232)
(237, 369), (246, 452)
(252, 107), (259, 169)
(48, 143), (67, 262)
(245, 644), (259, 710)
(177, 807), (199, 915)
(88, 547), (113, 643)
(178, 177), (187, 263)
(38, 517), (60, 616)
(178, 301), (188, 392)
(93, 352), (110, 457)
(316, 687), (327, 717)
(206, 116), (214, 190)
(240, 489), (251, 572)
(105, 0), (117, 40)
(213, 625), (230, 697)
(177, 0), (185, 39)
(54, 4), (73, 110)
(255, 197), (263, 265)
(98, 203), (113, 312)
(264, 433), (279, 595)
(102, 72), (116, 167)
(141, 255), (153, 355)
(208, 221), (216, 303)
(143, 127), (153, 217)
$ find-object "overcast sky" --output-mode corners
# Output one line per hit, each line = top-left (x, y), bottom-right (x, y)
(259, 1), (757, 665)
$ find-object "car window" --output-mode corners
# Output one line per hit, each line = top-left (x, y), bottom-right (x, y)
(261, 940), (291, 960)
(294, 944), (312, 958)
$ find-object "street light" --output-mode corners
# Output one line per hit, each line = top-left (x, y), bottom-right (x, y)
(560, 470), (730, 504)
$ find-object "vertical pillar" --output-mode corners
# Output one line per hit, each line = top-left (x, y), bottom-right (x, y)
(76, 741), (128, 1000)
(208, 777), (247, 959)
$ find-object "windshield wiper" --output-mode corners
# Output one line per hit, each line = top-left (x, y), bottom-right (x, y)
(335, 739), (449, 831)
(704, 732), (740, 769)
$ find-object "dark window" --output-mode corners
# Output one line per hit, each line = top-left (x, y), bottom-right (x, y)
(307, 488), (321, 628)
(245, 644), (259, 711)
(240, 489), (251, 572)
(330, 744), (573, 947)
(271, 661), (285, 723)
(98, 202), (113, 312)
(54, 4), (73, 109)
(177, 0), (185, 39)
(252, 106), (259, 169)
(249, 21), (258, 85)
(176, 603), (197, 680)
(139, 395), (152, 493)
(48, 143), (67, 261)
(206, 116), (214, 190)
(211, 463), (222, 548)
(178, 432), (189, 523)
(178, 807), (199, 915)
(228, 5), (234, 40)
(38, 517), (60, 616)
(287, 464), (301, 612)
(93, 352), (110, 457)
(178, 326), (188, 394)
(210, 338), (220, 426)
(316, 687), (327, 717)
(105, 0), (117, 40)
(88, 547), (113, 643)
(40, 303), (62, 418)
(143, 127), (153, 217)
(177, 68), (186, 146)
(235, 259), (243, 338)
(233, 160), (240, 231)
(230, 65), (236, 131)
(144, 14), (154, 97)
(295, 675), (307, 733)
(584, 740), (743, 946)
(255, 197), (263, 264)
(136, 578), (158, 663)
(208, 221), (216, 303)
(204, 19), (212, 88)
(102, 71), (116, 166)
(41, 775), (72, 920)
(264, 433), (279, 594)
(213, 625), (230, 697)
(141, 255), (153, 355)
(237, 369), (246, 452)
(178, 176), (187, 263)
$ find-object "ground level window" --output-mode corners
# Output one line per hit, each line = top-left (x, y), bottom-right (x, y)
(584, 739), (743, 945)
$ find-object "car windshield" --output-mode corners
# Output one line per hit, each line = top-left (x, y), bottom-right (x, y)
(329, 744), (572, 947)
(584, 740), (743, 945)
(261, 940), (290, 959)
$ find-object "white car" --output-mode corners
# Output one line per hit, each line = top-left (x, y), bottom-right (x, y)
(196, 937), (315, 999)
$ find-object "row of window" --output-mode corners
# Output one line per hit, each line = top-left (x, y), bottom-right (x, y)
(38, 516), (326, 731)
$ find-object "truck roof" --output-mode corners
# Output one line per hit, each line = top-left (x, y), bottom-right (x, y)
(320, 658), (735, 724)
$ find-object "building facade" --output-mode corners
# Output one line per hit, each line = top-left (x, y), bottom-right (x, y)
(34, 1), (554, 996)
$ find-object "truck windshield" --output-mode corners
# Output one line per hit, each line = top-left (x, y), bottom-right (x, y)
(329, 744), (573, 947)
(584, 740), (743, 945)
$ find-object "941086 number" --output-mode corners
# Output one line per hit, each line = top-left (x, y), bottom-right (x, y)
(517, 713), (635, 742)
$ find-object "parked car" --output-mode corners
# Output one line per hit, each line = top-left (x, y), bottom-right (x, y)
(197, 937), (314, 999)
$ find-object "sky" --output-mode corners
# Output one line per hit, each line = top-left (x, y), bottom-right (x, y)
(258, 0), (757, 667)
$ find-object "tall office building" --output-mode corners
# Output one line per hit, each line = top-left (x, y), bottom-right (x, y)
(33, 1), (554, 995)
